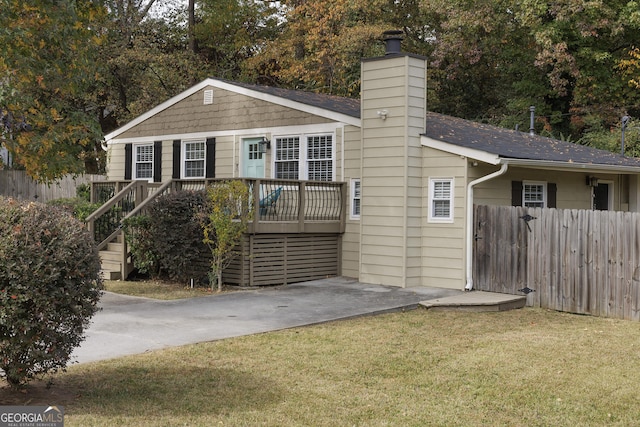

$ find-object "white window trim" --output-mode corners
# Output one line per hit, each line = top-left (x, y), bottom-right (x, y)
(428, 177), (454, 223)
(272, 132), (336, 181)
(350, 178), (361, 220)
(523, 180), (547, 208)
(133, 143), (154, 182)
(181, 138), (207, 179)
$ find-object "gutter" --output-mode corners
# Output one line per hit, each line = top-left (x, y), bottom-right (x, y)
(502, 158), (640, 174)
(465, 162), (509, 291)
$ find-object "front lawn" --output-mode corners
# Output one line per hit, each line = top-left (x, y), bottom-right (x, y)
(2, 308), (639, 426)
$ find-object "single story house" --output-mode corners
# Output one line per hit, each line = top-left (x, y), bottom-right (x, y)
(100, 34), (640, 291)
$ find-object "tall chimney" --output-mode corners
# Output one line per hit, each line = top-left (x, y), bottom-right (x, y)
(383, 30), (403, 55)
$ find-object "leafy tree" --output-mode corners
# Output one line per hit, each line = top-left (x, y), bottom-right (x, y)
(97, 0), (208, 133)
(511, 0), (640, 136)
(0, 198), (103, 387)
(201, 181), (252, 292)
(619, 47), (640, 90)
(420, 0), (542, 124)
(194, 0), (280, 82)
(0, 0), (107, 181)
(245, 0), (392, 96)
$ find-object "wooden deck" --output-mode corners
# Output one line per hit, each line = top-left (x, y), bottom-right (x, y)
(87, 178), (346, 282)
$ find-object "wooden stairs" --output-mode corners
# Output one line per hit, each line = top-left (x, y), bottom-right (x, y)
(99, 232), (133, 280)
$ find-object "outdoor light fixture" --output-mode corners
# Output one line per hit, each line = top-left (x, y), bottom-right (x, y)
(377, 110), (389, 120)
(587, 176), (599, 187)
(258, 137), (271, 153)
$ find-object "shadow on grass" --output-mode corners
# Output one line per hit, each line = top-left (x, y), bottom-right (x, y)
(48, 362), (284, 417)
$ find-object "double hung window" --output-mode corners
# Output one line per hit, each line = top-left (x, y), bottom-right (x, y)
(523, 181), (546, 208)
(428, 178), (454, 222)
(134, 144), (153, 180)
(274, 134), (334, 181)
(275, 137), (300, 180)
(184, 140), (206, 178)
(351, 179), (361, 219)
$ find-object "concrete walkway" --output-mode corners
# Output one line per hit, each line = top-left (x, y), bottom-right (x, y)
(420, 291), (527, 312)
(72, 277), (462, 364)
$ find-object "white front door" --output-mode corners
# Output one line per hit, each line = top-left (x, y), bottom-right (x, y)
(242, 138), (265, 178)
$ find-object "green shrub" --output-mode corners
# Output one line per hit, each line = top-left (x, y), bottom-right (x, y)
(202, 181), (252, 291)
(150, 190), (211, 283)
(76, 183), (91, 201)
(121, 215), (159, 276)
(122, 190), (211, 284)
(47, 197), (101, 221)
(0, 198), (103, 387)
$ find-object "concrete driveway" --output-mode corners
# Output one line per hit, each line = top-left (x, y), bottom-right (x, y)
(72, 277), (461, 364)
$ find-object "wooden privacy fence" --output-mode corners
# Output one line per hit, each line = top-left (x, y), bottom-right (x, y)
(474, 205), (640, 321)
(0, 170), (105, 202)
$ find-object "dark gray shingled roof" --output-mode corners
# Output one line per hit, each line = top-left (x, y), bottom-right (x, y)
(424, 111), (640, 168)
(217, 79), (640, 168)
(214, 78), (361, 119)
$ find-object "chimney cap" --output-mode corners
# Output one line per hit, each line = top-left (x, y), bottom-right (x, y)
(383, 29), (404, 38)
(382, 30), (404, 55)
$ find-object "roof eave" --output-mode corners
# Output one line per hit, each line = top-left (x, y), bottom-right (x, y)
(499, 158), (640, 174)
(421, 136), (501, 165)
(421, 135), (640, 174)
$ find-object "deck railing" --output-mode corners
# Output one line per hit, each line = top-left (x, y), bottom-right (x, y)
(87, 178), (346, 245)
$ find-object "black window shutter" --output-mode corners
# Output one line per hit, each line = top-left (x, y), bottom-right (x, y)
(153, 141), (162, 182)
(511, 181), (523, 206)
(547, 183), (557, 208)
(205, 138), (216, 178)
(172, 140), (181, 179)
(124, 143), (132, 180)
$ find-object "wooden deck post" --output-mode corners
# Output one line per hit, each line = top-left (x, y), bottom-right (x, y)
(298, 181), (306, 232)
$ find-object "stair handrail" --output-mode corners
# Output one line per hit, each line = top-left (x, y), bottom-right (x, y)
(86, 180), (145, 250)
(86, 180), (140, 224)
(123, 179), (175, 220)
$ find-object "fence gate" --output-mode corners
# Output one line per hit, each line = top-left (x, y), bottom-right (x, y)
(473, 205), (640, 321)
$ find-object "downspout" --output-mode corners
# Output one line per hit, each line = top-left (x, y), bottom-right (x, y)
(465, 162), (509, 290)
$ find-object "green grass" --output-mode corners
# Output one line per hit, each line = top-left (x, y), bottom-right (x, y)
(3, 308), (640, 426)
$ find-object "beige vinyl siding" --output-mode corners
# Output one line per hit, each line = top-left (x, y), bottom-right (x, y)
(117, 88), (334, 140)
(472, 165), (626, 211)
(213, 135), (235, 179)
(106, 144), (125, 180)
(160, 140), (173, 182)
(341, 124), (362, 278)
(359, 54), (426, 287)
(421, 147), (467, 289)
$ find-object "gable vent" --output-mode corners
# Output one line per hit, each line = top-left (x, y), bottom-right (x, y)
(203, 89), (214, 105)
